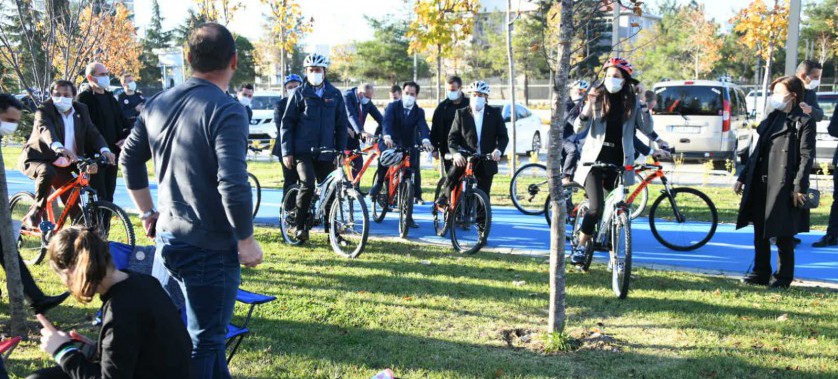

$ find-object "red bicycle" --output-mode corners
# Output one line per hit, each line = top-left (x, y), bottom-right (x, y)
(432, 150), (493, 254)
(371, 145), (420, 238)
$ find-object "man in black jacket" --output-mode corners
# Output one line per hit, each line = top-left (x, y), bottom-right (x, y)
(431, 75), (469, 174)
(76, 62), (130, 202)
(795, 60), (824, 123)
(272, 74), (303, 193)
(813, 110), (838, 247)
(437, 81), (509, 206)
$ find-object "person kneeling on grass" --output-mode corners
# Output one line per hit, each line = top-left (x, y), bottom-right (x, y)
(28, 227), (191, 379)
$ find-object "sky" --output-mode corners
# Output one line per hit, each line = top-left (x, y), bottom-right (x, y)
(131, 0), (782, 47)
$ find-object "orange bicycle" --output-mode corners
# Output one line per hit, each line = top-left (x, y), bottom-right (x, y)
(370, 145), (421, 239)
(10, 156), (135, 265)
(343, 136), (381, 191)
(432, 150), (493, 254)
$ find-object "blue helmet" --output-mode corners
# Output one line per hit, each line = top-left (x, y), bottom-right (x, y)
(284, 74), (303, 86)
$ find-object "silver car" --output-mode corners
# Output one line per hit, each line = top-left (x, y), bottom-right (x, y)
(815, 92), (838, 169)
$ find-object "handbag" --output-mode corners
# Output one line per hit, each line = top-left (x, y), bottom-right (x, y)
(802, 187), (820, 209)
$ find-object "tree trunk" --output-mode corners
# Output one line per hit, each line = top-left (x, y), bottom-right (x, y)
(524, 73), (529, 106)
(0, 144), (27, 336)
(436, 44), (442, 103)
(548, 0), (573, 334)
(280, 30), (287, 95)
(760, 40), (775, 119)
(506, 0), (517, 177)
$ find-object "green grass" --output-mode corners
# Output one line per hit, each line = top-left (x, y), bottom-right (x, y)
(1, 229), (837, 378)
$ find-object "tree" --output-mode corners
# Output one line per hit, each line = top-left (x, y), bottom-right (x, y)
(261, 0), (312, 95)
(682, 4), (722, 79)
(349, 16), (430, 84)
(512, 15), (552, 104)
(407, 0), (480, 102)
(140, 0), (171, 86)
(79, 4), (143, 82)
(732, 0), (788, 117)
(231, 35), (256, 88)
(800, 0), (837, 66)
(173, 9), (209, 47)
(193, 0), (243, 25)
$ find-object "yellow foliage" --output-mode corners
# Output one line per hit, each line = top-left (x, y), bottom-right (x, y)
(683, 4), (722, 78)
(260, 0), (312, 57)
(193, 0), (244, 25)
(407, 0), (480, 62)
(731, 0), (789, 60)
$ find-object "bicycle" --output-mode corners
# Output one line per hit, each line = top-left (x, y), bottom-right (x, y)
(556, 151), (718, 251)
(343, 136), (381, 192)
(432, 150), (493, 254)
(9, 156), (136, 265)
(245, 145), (263, 219)
(278, 148), (369, 258)
(370, 145), (421, 239)
(568, 162), (633, 299)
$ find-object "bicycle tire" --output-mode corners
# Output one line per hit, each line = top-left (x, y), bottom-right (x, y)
(450, 188), (491, 254)
(247, 172), (261, 219)
(648, 187), (718, 251)
(87, 201), (136, 251)
(9, 192), (45, 265)
(279, 185), (304, 245)
(510, 163), (548, 215)
(398, 180), (414, 239)
(432, 177), (449, 237)
(612, 211), (632, 299)
(571, 201), (595, 271)
(371, 171), (388, 223)
(628, 172), (648, 220)
(544, 181), (586, 227)
(328, 188), (369, 258)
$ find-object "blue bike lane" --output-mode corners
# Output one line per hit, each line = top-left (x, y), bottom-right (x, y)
(6, 169), (836, 283)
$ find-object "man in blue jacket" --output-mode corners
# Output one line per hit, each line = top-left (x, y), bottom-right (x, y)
(280, 53), (349, 241)
(343, 83), (382, 178)
(369, 81), (432, 228)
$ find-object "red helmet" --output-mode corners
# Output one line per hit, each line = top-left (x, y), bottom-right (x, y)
(603, 57), (634, 77)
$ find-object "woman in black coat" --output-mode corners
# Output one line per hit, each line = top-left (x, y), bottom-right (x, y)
(734, 75), (816, 289)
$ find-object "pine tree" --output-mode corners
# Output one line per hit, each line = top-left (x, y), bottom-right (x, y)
(139, 0), (171, 85)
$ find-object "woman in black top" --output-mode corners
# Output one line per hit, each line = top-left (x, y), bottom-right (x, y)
(734, 76), (816, 289)
(28, 227), (191, 379)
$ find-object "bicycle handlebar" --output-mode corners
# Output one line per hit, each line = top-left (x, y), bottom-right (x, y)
(583, 161), (632, 172)
(443, 150), (495, 161)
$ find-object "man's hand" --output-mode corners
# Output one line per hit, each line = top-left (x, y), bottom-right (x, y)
(283, 155), (295, 170)
(238, 236), (263, 268)
(87, 163), (99, 175)
(142, 211), (158, 238)
(491, 149), (502, 162)
(37, 314), (70, 355)
(800, 102), (812, 115)
(384, 136), (395, 148)
(422, 139), (433, 152)
(733, 181), (744, 195)
(656, 139), (671, 150)
(453, 153), (467, 167)
(362, 131), (373, 140)
(57, 147), (78, 163)
(792, 192), (806, 207)
(652, 149), (671, 159)
(102, 151), (116, 165)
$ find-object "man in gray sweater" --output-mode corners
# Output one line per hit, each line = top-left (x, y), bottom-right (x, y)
(120, 23), (262, 379)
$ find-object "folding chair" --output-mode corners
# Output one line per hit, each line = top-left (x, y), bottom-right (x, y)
(225, 289), (276, 364)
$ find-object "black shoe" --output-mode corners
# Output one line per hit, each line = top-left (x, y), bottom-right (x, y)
(812, 235), (837, 248)
(407, 219), (419, 228)
(295, 228), (309, 241)
(741, 272), (770, 286)
(415, 196), (425, 205)
(31, 292), (70, 315)
(770, 278), (792, 289)
(436, 195), (448, 208)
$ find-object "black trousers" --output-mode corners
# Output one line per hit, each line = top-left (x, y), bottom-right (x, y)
(561, 140), (580, 179)
(22, 162), (75, 209)
(282, 161), (300, 194)
(25, 366), (70, 379)
(443, 162), (494, 197)
(826, 168), (838, 236)
(580, 167), (619, 235)
(294, 157), (334, 227)
(90, 162), (118, 202)
(750, 181), (795, 280)
(0, 241), (47, 303)
(347, 136), (364, 180)
(410, 147), (422, 197)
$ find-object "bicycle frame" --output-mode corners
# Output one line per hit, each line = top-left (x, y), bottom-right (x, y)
(383, 154), (412, 205)
(449, 158), (477, 213)
(21, 169), (95, 238)
(343, 142), (380, 186)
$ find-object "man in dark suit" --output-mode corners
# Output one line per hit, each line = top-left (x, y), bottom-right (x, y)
(431, 75), (470, 175)
(76, 62), (130, 203)
(794, 60), (824, 123)
(343, 83), (383, 178)
(238, 83), (254, 123)
(813, 110), (838, 247)
(437, 80), (509, 206)
(369, 81), (432, 226)
(18, 80), (114, 228)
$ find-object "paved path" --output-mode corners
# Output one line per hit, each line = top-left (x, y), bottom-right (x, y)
(6, 170), (836, 283)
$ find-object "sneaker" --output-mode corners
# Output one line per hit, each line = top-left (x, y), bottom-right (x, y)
(769, 278), (792, 289)
(812, 235), (838, 248)
(23, 207), (44, 229)
(295, 228), (309, 241)
(741, 272), (770, 286)
(569, 247), (587, 266)
(414, 196), (425, 205)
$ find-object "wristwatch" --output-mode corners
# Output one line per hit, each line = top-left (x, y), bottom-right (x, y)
(139, 209), (157, 220)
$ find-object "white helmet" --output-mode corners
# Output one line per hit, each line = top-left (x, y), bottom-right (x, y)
(379, 148), (404, 167)
(303, 53), (329, 68)
(468, 80), (490, 95)
(573, 80), (590, 90)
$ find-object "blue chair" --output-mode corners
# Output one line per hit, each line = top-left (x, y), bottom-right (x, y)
(226, 289), (277, 364)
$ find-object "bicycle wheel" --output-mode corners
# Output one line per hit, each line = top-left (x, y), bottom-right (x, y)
(510, 163), (548, 215)
(544, 181), (586, 227)
(398, 180), (414, 239)
(450, 188), (491, 254)
(648, 187), (718, 251)
(279, 185), (303, 245)
(571, 201), (596, 272)
(329, 188), (369, 258)
(371, 171), (389, 223)
(626, 172), (648, 220)
(432, 178), (449, 237)
(85, 201), (136, 250)
(611, 211), (632, 299)
(248, 172), (261, 219)
(9, 192), (45, 265)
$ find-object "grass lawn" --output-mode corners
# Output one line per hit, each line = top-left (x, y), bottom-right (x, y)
(1, 226), (837, 378)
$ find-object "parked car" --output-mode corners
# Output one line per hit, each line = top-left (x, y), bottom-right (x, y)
(498, 102), (547, 155)
(248, 91), (283, 140)
(814, 91), (838, 168)
(650, 79), (752, 163)
(745, 89), (771, 116)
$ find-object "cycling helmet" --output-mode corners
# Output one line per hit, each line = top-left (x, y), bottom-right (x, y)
(573, 80), (590, 90)
(284, 74), (303, 85)
(467, 80), (490, 95)
(303, 53), (329, 68)
(379, 148), (404, 167)
(603, 57), (634, 77)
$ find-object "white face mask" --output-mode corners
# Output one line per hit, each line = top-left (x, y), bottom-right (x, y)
(770, 93), (791, 111)
(360, 95), (370, 105)
(471, 96), (486, 111)
(308, 72), (324, 86)
(52, 96), (73, 113)
(126, 81), (137, 91)
(239, 96), (252, 107)
(286, 87), (298, 96)
(447, 90), (460, 101)
(95, 75), (110, 89)
(401, 94), (416, 109)
(806, 78), (820, 90)
(603, 77), (624, 94)
(0, 121), (19, 136)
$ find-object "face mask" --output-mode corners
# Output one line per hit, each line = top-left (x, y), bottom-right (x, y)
(806, 79), (820, 90)
(126, 81), (137, 91)
(571, 93), (583, 101)
(52, 96), (73, 112)
(770, 93), (790, 111)
(401, 95), (416, 109)
(95, 75), (110, 89)
(239, 96), (252, 107)
(360, 96), (370, 105)
(447, 90), (460, 101)
(603, 77), (624, 94)
(308, 73), (324, 86)
(286, 87), (298, 96)
(0, 121), (18, 136)
(471, 96), (486, 111)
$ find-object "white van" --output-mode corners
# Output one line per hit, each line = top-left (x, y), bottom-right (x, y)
(651, 79), (752, 163)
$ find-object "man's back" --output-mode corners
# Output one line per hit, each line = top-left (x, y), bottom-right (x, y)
(120, 77), (253, 251)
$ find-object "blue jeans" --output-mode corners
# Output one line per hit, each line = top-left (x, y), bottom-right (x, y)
(157, 233), (240, 379)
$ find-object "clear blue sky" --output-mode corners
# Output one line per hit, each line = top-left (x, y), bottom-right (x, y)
(131, 0), (801, 46)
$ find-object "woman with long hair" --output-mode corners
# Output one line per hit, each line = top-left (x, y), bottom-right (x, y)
(27, 227), (191, 379)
